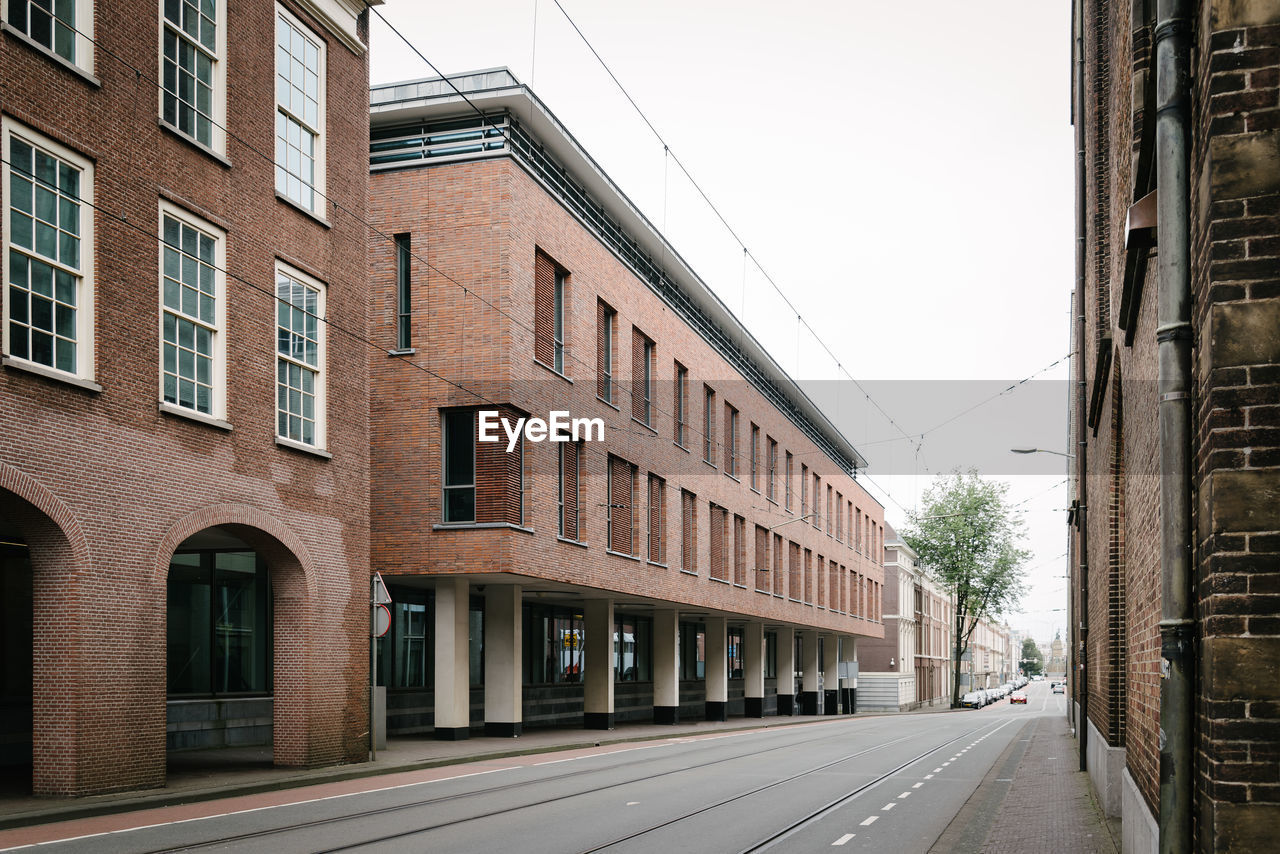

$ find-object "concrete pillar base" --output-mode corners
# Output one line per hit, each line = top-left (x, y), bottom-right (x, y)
(584, 712), (615, 730)
(777, 694), (795, 715)
(799, 691), (820, 715)
(434, 727), (470, 741)
(705, 701), (727, 722)
(654, 706), (680, 724)
(824, 690), (838, 714)
(744, 697), (764, 718)
(484, 722), (521, 738)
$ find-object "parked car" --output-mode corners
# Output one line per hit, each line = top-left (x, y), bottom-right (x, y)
(1010, 691), (1028, 704)
(1052, 682), (1065, 694)
(961, 691), (985, 708)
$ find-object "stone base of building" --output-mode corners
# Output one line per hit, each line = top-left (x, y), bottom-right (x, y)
(484, 721), (521, 738)
(584, 712), (614, 730)
(1121, 766), (1158, 854)
(653, 706), (679, 724)
(1086, 718), (1126, 818)
(777, 694), (795, 715)
(744, 697), (764, 718)
(434, 726), (470, 741)
(704, 701), (727, 722)
(798, 691), (819, 715)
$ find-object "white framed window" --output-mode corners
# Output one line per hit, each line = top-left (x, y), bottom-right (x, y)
(5, 0), (94, 72)
(158, 201), (225, 417)
(160, 0), (226, 152)
(274, 4), (325, 213)
(2, 119), (94, 380)
(275, 262), (325, 448)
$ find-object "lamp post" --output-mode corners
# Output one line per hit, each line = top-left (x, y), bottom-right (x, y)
(1010, 447), (1076, 458)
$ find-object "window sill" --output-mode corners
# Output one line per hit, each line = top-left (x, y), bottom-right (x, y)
(630, 416), (657, 434)
(158, 120), (231, 167)
(533, 358), (571, 383)
(710, 576), (730, 585)
(765, 497), (778, 506)
(434, 522), (535, 534)
(772, 592), (783, 599)
(597, 395), (619, 411)
(789, 598), (802, 604)
(557, 536), (589, 549)
(733, 582), (748, 590)
(647, 560), (668, 569)
(387, 347), (416, 357)
(749, 487), (760, 495)
(1, 22), (100, 86)
(2, 356), (101, 392)
(275, 191), (332, 228)
(679, 569), (699, 577)
(606, 549), (641, 562)
(755, 587), (770, 595)
(724, 472), (740, 483)
(674, 440), (690, 453)
(703, 460), (717, 471)
(275, 435), (332, 459)
(159, 401), (232, 431)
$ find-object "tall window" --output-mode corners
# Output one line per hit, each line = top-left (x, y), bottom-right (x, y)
(673, 362), (688, 445)
(162, 0), (224, 151)
(160, 204), (224, 416)
(3, 122), (93, 378)
(275, 264), (325, 447)
(800, 464), (808, 517)
(836, 491), (844, 541)
(6, 0), (92, 69)
(648, 473), (666, 564)
(733, 514), (747, 586)
(702, 385), (715, 464)
(533, 249), (567, 374)
(607, 455), (638, 556)
(709, 504), (729, 581)
(812, 475), (822, 528)
(615, 615), (652, 682)
(749, 423), (760, 490)
(632, 328), (653, 425)
(723, 404), (738, 476)
(442, 409), (476, 523)
(167, 550), (270, 696)
(597, 301), (615, 403)
(680, 489), (697, 573)
(727, 627), (744, 678)
(558, 440), (580, 540)
(784, 452), (793, 511)
(275, 6), (324, 211)
(754, 524), (769, 592)
(395, 233), (411, 350)
(766, 437), (778, 502)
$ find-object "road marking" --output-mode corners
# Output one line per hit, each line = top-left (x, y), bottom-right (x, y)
(942, 761), (952, 766)
(626, 801), (640, 806)
(833, 833), (856, 846)
(897, 791), (911, 799)
(882, 802), (897, 811)
(913, 782), (924, 788)
(996, 778), (1014, 782)
(860, 816), (879, 826)
(933, 767), (943, 773)
(924, 774), (935, 779)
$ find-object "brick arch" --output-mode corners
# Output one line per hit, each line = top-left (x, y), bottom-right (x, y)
(0, 461), (91, 570)
(154, 503), (321, 767)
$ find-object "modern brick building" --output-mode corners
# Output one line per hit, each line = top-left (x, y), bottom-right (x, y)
(1068, 1), (1279, 850)
(0, 0), (374, 796)
(367, 69), (886, 737)
(857, 527), (952, 710)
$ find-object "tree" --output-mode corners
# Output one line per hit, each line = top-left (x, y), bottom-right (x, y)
(1021, 637), (1045, 676)
(900, 472), (1029, 708)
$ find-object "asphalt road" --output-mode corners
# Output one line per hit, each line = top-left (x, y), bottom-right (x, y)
(11, 682), (1068, 854)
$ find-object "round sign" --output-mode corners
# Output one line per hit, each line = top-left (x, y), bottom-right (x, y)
(373, 603), (391, 638)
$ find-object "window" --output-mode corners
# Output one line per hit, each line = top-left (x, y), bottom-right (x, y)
(647, 473), (666, 564)
(632, 327), (653, 425)
(773, 533), (784, 594)
(800, 464), (808, 517)
(766, 437), (778, 502)
(614, 615), (652, 682)
(162, 0), (225, 151)
(827, 486), (834, 535)
(7, 0), (92, 70)
(524, 604), (585, 684)
(816, 555), (825, 607)
(727, 627), (744, 678)
(607, 455), (638, 556)
(754, 525), (769, 592)
(723, 404), (738, 476)
(702, 385), (715, 464)
(395, 233), (411, 350)
(275, 6), (324, 211)
(558, 440), (580, 540)
(442, 409), (476, 523)
(167, 550), (270, 695)
(275, 263), (325, 447)
(856, 508), (862, 552)
(160, 203), (224, 416)
(836, 491), (843, 541)
(788, 541), (801, 600)
(710, 504), (728, 581)
(749, 423), (760, 490)
(533, 249), (566, 374)
(763, 631), (777, 679)
(803, 548), (812, 603)
(673, 362), (688, 445)
(375, 587), (431, 689)
(681, 489), (697, 573)
(784, 452), (793, 511)
(3, 122), (93, 379)
(597, 301), (615, 403)
(812, 475), (821, 528)
(733, 514), (747, 586)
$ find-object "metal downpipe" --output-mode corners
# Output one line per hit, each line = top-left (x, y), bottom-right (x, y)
(1072, 0), (1090, 776)
(1154, 0), (1194, 850)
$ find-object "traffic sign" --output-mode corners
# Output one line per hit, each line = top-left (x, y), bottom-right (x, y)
(373, 603), (391, 638)
(372, 572), (392, 605)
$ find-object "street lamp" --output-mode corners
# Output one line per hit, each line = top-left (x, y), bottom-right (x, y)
(1011, 447), (1076, 458)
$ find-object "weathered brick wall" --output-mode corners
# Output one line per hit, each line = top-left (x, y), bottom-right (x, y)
(1190, 2), (1280, 850)
(368, 153), (885, 640)
(0, 1), (372, 796)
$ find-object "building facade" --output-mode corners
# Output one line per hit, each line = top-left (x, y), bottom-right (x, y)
(1069, 1), (1280, 851)
(858, 527), (952, 710)
(366, 70), (886, 737)
(0, 0), (374, 796)
(959, 618), (1010, 693)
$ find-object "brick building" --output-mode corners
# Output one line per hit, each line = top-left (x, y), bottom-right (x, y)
(0, 0), (374, 796)
(1068, 1), (1279, 850)
(366, 69), (886, 736)
(857, 526), (952, 710)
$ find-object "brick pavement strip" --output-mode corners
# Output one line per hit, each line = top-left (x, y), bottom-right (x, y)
(979, 717), (1118, 854)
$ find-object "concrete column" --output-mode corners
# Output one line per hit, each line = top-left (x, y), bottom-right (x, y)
(800, 630), (820, 714)
(823, 633), (840, 714)
(843, 636), (858, 714)
(584, 598), (614, 729)
(705, 616), (728, 721)
(744, 621), (765, 717)
(433, 577), (470, 740)
(484, 584), (522, 737)
(776, 627), (795, 715)
(653, 608), (679, 723)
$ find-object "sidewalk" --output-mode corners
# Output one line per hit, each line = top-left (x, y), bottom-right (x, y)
(933, 714), (1119, 853)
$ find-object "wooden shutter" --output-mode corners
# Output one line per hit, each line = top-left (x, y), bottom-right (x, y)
(597, 302), (610, 401)
(609, 456), (632, 554)
(475, 404), (523, 525)
(631, 327), (648, 423)
(755, 525), (769, 591)
(682, 491), (696, 573)
(648, 475), (664, 564)
(562, 441), (579, 541)
(534, 250), (556, 366)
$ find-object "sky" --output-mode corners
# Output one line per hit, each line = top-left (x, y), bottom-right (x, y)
(368, 0), (1076, 646)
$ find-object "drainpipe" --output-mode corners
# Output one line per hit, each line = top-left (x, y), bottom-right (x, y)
(1072, 0), (1090, 776)
(1154, 0), (1193, 850)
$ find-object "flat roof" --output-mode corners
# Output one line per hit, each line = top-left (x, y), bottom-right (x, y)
(370, 68), (871, 477)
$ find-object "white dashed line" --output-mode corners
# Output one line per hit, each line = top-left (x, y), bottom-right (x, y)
(933, 767), (943, 773)
(924, 774), (935, 779)
(942, 761), (952, 766)
(882, 802), (897, 811)
(913, 782), (924, 788)
(833, 833), (855, 846)
(897, 791), (911, 799)
(860, 816), (879, 826)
